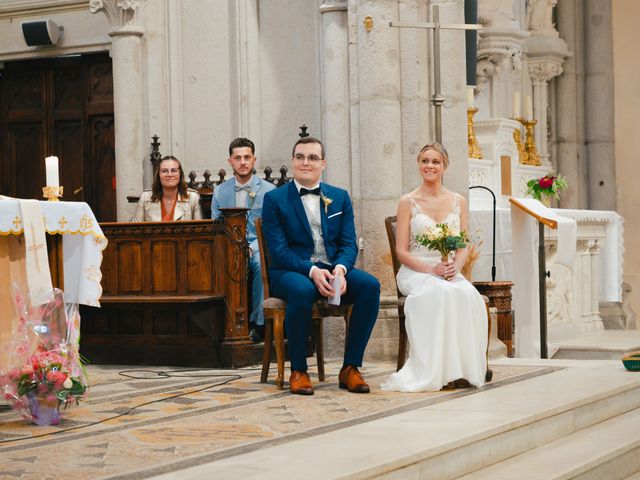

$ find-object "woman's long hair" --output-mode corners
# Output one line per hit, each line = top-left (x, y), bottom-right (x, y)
(150, 156), (189, 202)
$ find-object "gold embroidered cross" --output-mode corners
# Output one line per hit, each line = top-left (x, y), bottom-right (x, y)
(12, 216), (22, 230)
(27, 224), (45, 274)
(58, 217), (68, 229)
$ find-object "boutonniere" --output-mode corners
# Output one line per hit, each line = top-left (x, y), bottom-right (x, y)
(248, 191), (257, 207)
(320, 193), (333, 214)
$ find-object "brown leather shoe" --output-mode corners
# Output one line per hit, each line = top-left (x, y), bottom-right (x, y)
(338, 365), (370, 393)
(289, 370), (314, 395)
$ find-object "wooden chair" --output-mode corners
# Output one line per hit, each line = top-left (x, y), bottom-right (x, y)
(384, 215), (493, 382)
(256, 218), (352, 390)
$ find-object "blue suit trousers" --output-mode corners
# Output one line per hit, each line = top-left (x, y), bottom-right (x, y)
(270, 267), (380, 371)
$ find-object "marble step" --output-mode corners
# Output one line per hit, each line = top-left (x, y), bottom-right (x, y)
(553, 331), (640, 360)
(457, 407), (640, 480)
(151, 362), (640, 480)
(622, 471), (640, 479)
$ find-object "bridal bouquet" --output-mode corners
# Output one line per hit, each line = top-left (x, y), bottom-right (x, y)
(0, 287), (88, 426)
(415, 223), (469, 261)
(525, 174), (568, 203)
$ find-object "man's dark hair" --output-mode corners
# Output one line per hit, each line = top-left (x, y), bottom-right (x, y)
(228, 137), (255, 156)
(291, 136), (324, 159)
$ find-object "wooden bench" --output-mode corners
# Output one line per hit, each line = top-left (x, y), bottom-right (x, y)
(79, 210), (261, 367)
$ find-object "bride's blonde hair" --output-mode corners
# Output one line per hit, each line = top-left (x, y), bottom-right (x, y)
(417, 143), (449, 169)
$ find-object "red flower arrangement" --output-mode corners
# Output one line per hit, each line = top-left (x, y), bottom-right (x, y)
(525, 174), (568, 202)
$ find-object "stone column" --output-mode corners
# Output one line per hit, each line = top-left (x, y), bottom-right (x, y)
(229, 0), (261, 154)
(431, 0), (468, 196)
(527, 58), (565, 165)
(525, 0), (571, 168)
(351, 0), (403, 294)
(554, 0), (587, 209)
(320, 1), (351, 190)
(476, 0), (528, 118)
(584, 0), (616, 211)
(90, 0), (147, 221)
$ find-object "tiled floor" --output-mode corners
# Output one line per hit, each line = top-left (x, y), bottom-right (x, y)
(0, 360), (549, 479)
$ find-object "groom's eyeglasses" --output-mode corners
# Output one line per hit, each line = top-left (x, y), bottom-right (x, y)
(293, 154), (322, 163)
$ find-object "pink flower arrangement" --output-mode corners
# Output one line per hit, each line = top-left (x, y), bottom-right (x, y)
(0, 287), (88, 424)
(2, 345), (86, 409)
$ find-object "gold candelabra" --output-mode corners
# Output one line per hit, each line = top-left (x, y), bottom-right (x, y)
(43, 186), (63, 201)
(512, 117), (541, 166)
(467, 108), (483, 159)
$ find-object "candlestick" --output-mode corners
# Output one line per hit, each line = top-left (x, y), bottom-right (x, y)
(467, 108), (483, 159)
(45, 156), (59, 187)
(42, 186), (63, 201)
(467, 86), (475, 109)
(525, 95), (533, 120)
(513, 92), (521, 118)
(516, 117), (541, 166)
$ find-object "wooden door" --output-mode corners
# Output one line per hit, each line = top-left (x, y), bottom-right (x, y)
(0, 53), (116, 221)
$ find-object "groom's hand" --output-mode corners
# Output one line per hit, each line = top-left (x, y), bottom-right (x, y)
(311, 268), (335, 297)
(332, 267), (347, 295)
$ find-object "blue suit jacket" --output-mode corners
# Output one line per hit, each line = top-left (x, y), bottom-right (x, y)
(211, 175), (276, 253)
(262, 181), (358, 286)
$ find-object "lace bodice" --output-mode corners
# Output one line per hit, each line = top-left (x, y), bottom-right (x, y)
(408, 193), (461, 258)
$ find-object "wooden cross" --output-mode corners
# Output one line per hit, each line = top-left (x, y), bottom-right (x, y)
(390, 5), (481, 143)
(27, 224), (45, 274)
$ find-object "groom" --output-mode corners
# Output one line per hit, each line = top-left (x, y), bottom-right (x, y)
(262, 137), (380, 395)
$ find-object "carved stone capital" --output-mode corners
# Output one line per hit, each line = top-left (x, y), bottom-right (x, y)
(476, 27), (528, 91)
(528, 60), (563, 85)
(89, 0), (146, 35)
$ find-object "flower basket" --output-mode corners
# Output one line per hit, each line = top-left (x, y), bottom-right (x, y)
(622, 351), (640, 372)
(0, 286), (88, 425)
(27, 393), (61, 426)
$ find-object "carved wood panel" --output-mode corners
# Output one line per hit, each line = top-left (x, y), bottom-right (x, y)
(0, 53), (115, 221)
(187, 240), (214, 292)
(152, 242), (178, 293)
(117, 242), (143, 294)
(9, 123), (44, 200)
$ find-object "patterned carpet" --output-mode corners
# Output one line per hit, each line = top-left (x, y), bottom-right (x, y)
(0, 360), (554, 480)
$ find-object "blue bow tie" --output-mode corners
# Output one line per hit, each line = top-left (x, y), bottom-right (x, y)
(299, 187), (321, 197)
(235, 185), (252, 193)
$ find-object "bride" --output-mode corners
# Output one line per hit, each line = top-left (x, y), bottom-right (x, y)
(381, 143), (488, 392)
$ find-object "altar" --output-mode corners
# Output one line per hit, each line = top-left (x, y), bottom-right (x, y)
(469, 198), (624, 358)
(0, 199), (106, 370)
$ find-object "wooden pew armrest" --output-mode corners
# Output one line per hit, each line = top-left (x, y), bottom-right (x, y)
(99, 294), (222, 304)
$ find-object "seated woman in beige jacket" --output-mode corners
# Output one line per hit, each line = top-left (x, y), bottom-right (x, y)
(131, 156), (203, 222)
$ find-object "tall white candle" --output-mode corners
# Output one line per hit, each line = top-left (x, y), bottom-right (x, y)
(513, 92), (521, 118)
(467, 86), (475, 108)
(45, 156), (59, 187)
(525, 95), (533, 119)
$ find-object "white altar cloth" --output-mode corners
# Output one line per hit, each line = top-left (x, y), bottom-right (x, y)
(0, 199), (107, 307)
(469, 206), (624, 303)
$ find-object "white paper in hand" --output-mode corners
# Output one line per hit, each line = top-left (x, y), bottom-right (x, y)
(328, 276), (342, 305)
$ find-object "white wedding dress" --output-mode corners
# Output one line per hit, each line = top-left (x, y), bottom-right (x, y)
(381, 194), (488, 392)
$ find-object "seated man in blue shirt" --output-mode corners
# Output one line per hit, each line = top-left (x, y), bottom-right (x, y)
(211, 138), (276, 342)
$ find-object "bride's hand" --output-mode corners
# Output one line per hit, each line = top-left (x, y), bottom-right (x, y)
(433, 261), (456, 280)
